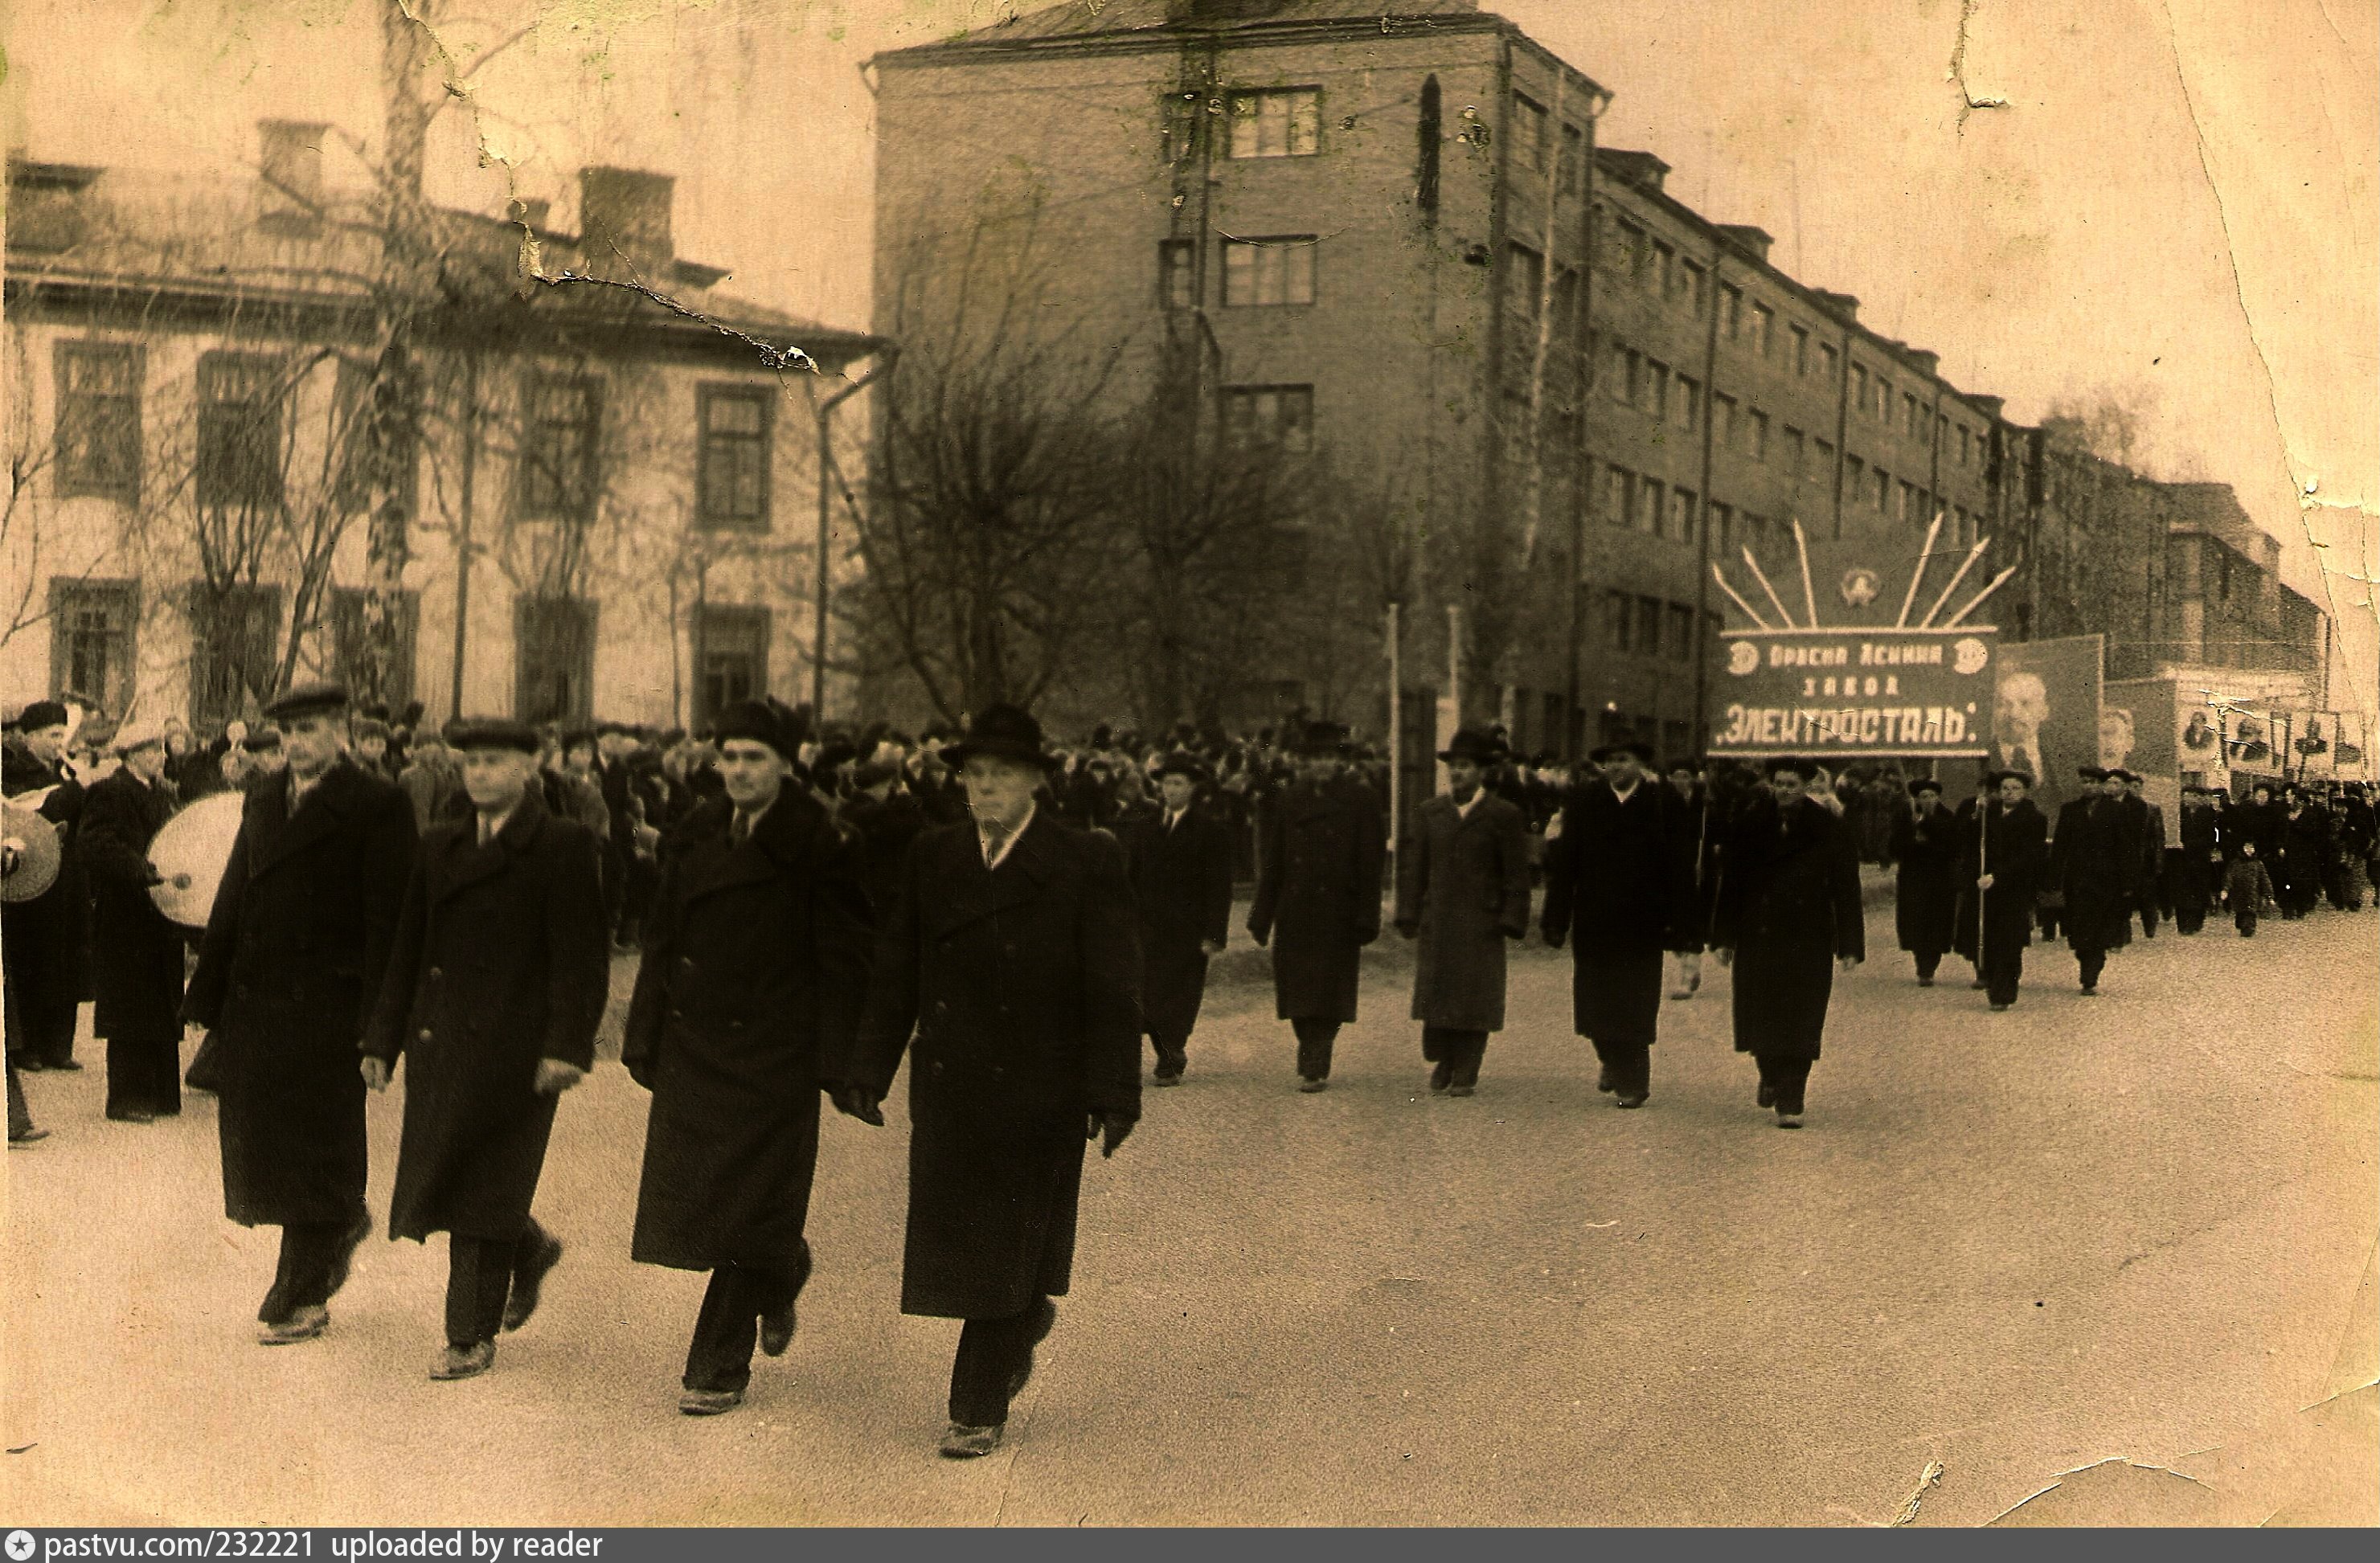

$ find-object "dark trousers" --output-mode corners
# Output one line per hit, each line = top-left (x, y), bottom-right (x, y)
(2235, 905), (2259, 937)
(1291, 1019), (1340, 1081)
(948, 1295), (1056, 1429)
(1913, 951), (1943, 981)
(2138, 899), (2159, 939)
(682, 1242), (810, 1393)
(2075, 946), (2108, 988)
(1589, 1037), (1652, 1097)
(17, 993), (77, 1068)
(105, 1029), (182, 1118)
(184, 1030), (224, 1092)
(1753, 1054), (1814, 1114)
(1149, 1029), (1189, 1078)
(2036, 906), (2061, 942)
(445, 1217), (548, 1348)
(1421, 1026), (1489, 1087)
(1983, 945), (2024, 1006)
(2175, 906), (2206, 935)
(260, 1205), (369, 1324)
(6, 1057), (30, 1139)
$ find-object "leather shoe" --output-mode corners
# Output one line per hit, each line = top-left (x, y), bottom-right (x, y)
(1004, 1298), (1060, 1401)
(1152, 1070), (1182, 1087)
(1447, 1083), (1475, 1098)
(326, 1209), (373, 1300)
(107, 1109), (157, 1123)
(502, 1233), (564, 1332)
(939, 1422), (1003, 1459)
(1616, 1092), (1648, 1109)
(1775, 1111), (1804, 1129)
(1428, 1061), (1452, 1094)
(1756, 1083), (1776, 1108)
(258, 1305), (329, 1345)
(678, 1387), (744, 1416)
(1596, 1066), (1614, 1094)
(8, 1127), (49, 1146)
(42, 1059), (81, 1072)
(760, 1302), (797, 1358)
(1297, 1078), (1327, 1093)
(430, 1340), (495, 1381)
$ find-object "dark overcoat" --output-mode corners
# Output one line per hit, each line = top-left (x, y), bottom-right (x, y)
(2171, 800), (2223, 914)
(840, 788), (928, 917)
(2275, 804), (2330, 903)
(1119, 802), (1233, 1042)
(1540, 780), (1684, 1047)
(1887, 802), (1960, 956)
(76, 767), (185, 1041)
(848, 811), (1142, 1320)
(2, 747), (90, 1017)
(1714, 796), (1864, 1062)
(2050, 795), (2138, 951)
(1395, 792), (1531, 1032)
(1952, 797), (2049, 960)
(363, 793), (609, 1243)
(184, 761), (417, 1227)
(624, 789), (873, 1273)
(1247, 775), (1385, 1023)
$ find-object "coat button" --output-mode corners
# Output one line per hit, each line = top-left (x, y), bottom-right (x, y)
(417, 1028), (432, 1043)
(670, 1009), (683, 1021)
(428, 967), (443, 980)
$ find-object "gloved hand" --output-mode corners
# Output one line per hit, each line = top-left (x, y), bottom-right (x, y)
(1086, 1111), (1134, 1158)
(534, 1059), (586, 1096)
(359, 1056), (393, 1092)
(831, 1083), (886, 1127)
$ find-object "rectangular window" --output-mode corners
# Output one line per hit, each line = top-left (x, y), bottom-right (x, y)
(1846, 455), (1866, 494)
(188, 581), (281, 726)
(1502, 242), (1543, 320)
(1223, 237), (1317, 306)
(1669, 488), (1696, 545)
(195, 351), (285, 510)
(514, 595), (596, 725)
(1646, 361), (1670, 419)
(48, 579), (137, 715)
(1607, 340), (1632, 403)
(1159, 239), (1196, 309)
(1636, 478), (1663, 534)
(1709, 501), (1734, 557)
(1620, 220), (1651, 284)
(1675, 375), (1699, 432)
(1682, 260), (1707, 317)
(1513, 93), (1547, 173)
(1742, 513), (1767, 554)
(1784, 425), (1806, 475)
(1958, 426), (1972, 466)
(54, 342), (142, 502)
(516, 371), (600, 523)
(1899, 480), (1916, 522)
(1849, 364), (1868, 416)
(1792, 324), (1811, 374)
(1872, 468), (1890, 512)
(1561, 122), (1584, 193)
(1751, 302), (1774, 357)
(695, 603), (772, 725)
(1714, 393), (1738, 449)
(1623, 350), (1645, 407)
(1653, 241), (1677, 301)
(696, 384), (772, 530)
(1814, 440), (1835, 484)
(1903, 392), (1921, 436)
(1820, 342), (1840, 381)
(1750, 409), (1771, 462)
(1607, 590), (1632, 651)
(1635, 594), (1664, 655)
(1227, 88), (1321, 158)
(328, 586), (420, 713)
(1721, 284), (1743, 338)
(1603, 464), (1633, 527)
(1665, 604), (1695, 664)
(1223, 385), (1315, 453)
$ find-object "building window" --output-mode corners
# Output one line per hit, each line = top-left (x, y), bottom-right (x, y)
(195, 351), (285, 511)
(1752, 302), (1774, 358)
(1848, 364), (1868, 417)
(1652, 241), (1677, 301)
(1607, 591), (1632, 652)
(1620, 349), (1644, 407)
(1903, 392), (1921, 436)
(696, 384), (772, 530)
(1561, 122), (1585, 194)
(1714, 393), (1738, 450)
(514, 595), (596, 725)
(1603, 465), (1632, 527)
(1665, 604), (1695, 664)
(1681, 260), (1707, 317)
(1814, 440), (1836, 486)
(54, 342), (143, 502)
(1223, 385), (1315, 453)
(1846, 455), (1866, 495)
(516, 371), (600, 524)
(48, 579), (137, 714)
(1502, 242), (1543, 320)
(1619, 219), (1651, 284)
(1645, 361), (1670, 419)
(1226, 88), (1321, 158)
(1161, 93), (1200, 166)
(1784, 425), (1806, 475)
(695, 603), (771, 725)
(1675, 375), (1699, 432)
(1669, 488), (1697, 544)
(1635, 595), (1664, 655)
(329, 587), (420, 712)
(1721, 284), (1743, 338)
(1513, 93), (1547, 172)
(1709, 501), (1735, 556)
(1223, 237), (1317, 306)
(1743, 512), (1768, 554)
(188, 581), (281, 726)
(1898, 480), (1916, 522)
(1635, 478), (1663, 534)
(1750, 409), (1771, 462)
(1872, 468), (1890, 512)
(1958, 425), (1972, 466)
(1159, 239), (1196, 309)
(1820, 342), (1840, 381)
(1792, 324), (1811, 375)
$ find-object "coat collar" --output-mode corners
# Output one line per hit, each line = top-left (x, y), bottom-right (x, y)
(678, 785), (830, 902)
(926, 808), (1060, 936)
(247, 758), (368, 878)
(431, 789), (552, 902)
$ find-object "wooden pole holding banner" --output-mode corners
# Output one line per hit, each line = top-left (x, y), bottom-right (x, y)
(1386, 601), (1402, 862)
(1977, 785), (1989, 987)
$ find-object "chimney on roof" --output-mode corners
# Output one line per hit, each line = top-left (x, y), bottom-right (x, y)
(1597, 149), (1669, 194)
(6, 157), (102, 254)
(1716, 223), (1772, 264)
(579, 167), (674, 282)
(258, 119), (329, 236)
(1815, 289), (1860, 321)
(1970, 395), (2005, 420)
(1907, 348), (1940, 377)
(506, 196), (551, 231)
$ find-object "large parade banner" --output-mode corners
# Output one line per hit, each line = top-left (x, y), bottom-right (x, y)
(1709, 626), (1997, 759)
(2105, 676), (2181, 816)
(1992, 636), (2103, 817)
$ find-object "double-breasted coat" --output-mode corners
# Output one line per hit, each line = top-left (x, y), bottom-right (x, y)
(184, 761), (418, 1226)
(624, 790), (873, 1273)
(1713, 796), (1865, 1062)
(848, 811), (1142, 1320)
(1952, 797), (2049, 961)
(1119, 802), (1233, 1043)
(2050, 795), (2139, 951)
(363, 793), (609, 1243)
(76, 767), (186, 1042)
(1540, 781), (1686, 1047)
(1247, 776), (1385, 1022)
(1394, 792), (1531, 1032)
(1887, 801), (1960, 957)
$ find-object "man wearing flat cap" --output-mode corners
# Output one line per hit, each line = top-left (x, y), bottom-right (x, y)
(1247, 718), (1386, 1091)
(363, 717), (609, 1381)
(1712, 758), (1864, 1127)
(1886, 777), (1960, 986)
(1541, 738), (1690, 1109)
(1395, 728), (1531, 1096)
(1954, 768), (2050, 1009)
(625, 697), (874, 1416)
(2047, 764), (2137, 996)
(185, 682), (418, 1344)
(76, 718), (190, 1121)
(838, 702), (1142, 1458)
(4, 698), (92, 1074)
(1118, 751), (1233, 1086)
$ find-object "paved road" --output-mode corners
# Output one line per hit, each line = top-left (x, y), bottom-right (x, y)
(6, 900), (2373, 1526)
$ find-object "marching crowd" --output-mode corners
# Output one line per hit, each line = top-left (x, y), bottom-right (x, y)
(4, 682), (2374, 1458)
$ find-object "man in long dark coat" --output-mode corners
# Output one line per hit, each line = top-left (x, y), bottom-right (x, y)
(2049, 766), (2137, 995)
(625, 698), (873, 1416)
(1541, 739), (1685, 1109)
(838, 758), (929, 919)
(77, 719), (188, 1122)
(1395, 728), (1530, 1097)
(2116, 769), (2163, 938)
(1659, 758), (1718, 1000)
(363, 718), (608, 1381)
(2274, 785), (2329, 919)
(1956, 769), (2050, 1009)
(836, 702), (1141, 1459)
(1711, 757), (1864, 1128)
(185, 683), (417, 1344)
(1247, 720), (1384, 1091)
(2170, 786), (2223, 933)
(1887, 777), (1960, 985)
(1118, 751), (1232, 1086)
(4, 699), (91, 1072)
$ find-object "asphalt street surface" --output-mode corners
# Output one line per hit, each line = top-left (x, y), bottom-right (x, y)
(6, 893), (2374, 1526)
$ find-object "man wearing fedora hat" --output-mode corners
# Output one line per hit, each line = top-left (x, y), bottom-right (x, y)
(1955, 768), (2050, 1010)
(363, 717), (609, 1381)
(1118, 750), (1233, 1086)
(1541, 738), (1689, 1109)
(625, 697), (874, 1415)
(77, 718), (192, 1122)
(1394, 728), (1531, 1096)
(838, 702), (1141, 1457)
(1886, 777), (1960, 986)
(185, 682), (418, 1344)
(2048, 764), (2138, 996)
(1247, 718), (1386, 1091)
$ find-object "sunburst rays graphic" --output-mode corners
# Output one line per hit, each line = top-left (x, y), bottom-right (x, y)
(1711, 512), (2017, 633)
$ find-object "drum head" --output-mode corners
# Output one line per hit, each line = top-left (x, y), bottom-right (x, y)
(0, 804), (60, 902)
(148, 791), (248, 928)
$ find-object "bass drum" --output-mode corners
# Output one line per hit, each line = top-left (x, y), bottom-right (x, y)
(148, 791), (248, 929)
(1, 802), (61, 903)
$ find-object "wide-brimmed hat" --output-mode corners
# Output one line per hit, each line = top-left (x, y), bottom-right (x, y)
(944, 703), (1062, 771)
(1907, 777), (1945, 797)
(2076, 763), (2108, 782)
(263, 682), (350, 722)
(1588, 739), (1654, 765)
(1151, 749), (1209, 783)
(445, 716), (540, 755)
(1764, 755), (1818, 781)
(1983, 767), (2034, 789)
(1437, 726), (1507, 767)
(2107, 767), (2141, 784)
